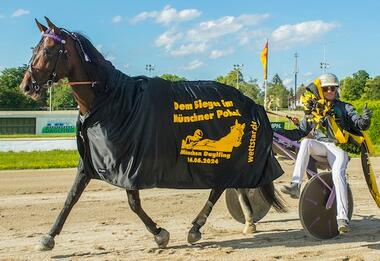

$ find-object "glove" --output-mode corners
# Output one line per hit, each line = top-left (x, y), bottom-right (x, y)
(362, 108), (372, 120)
(291, 117), (300, 126)
(359, 104), (372, 130)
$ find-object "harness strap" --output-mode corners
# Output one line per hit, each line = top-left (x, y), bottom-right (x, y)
(68, 81), (97, 86)
(328, 117), (365, 145)
(328, 116), (379, 207)
(361, 140), (380, 207)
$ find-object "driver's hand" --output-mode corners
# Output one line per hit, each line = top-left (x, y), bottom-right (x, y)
(291, 117), (300, 126)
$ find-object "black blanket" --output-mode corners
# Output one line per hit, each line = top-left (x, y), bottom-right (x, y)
(77, 68), (283, 189)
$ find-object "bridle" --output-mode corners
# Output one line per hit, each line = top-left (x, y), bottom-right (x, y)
(28, 28), (97, 92)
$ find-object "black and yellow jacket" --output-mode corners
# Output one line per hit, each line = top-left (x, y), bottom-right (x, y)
(277, 99), (371, 143)
(275, 78), (380, 207)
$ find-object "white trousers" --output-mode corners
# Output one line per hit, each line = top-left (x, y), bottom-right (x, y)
(292, 138), (349, 221)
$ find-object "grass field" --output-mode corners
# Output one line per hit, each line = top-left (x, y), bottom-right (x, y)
(0, 150), (79, 170)
(0, 133), (75, 139)
(0, 146), (379, 170)
(374, 144), (380, 156)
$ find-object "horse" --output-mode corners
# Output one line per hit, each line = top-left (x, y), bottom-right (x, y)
(19, 17), (286, 251)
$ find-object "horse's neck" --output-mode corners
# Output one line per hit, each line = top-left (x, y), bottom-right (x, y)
(69, 68), (95, 115)
(220, 128), (241, 143)
(71, 85), (95, 115)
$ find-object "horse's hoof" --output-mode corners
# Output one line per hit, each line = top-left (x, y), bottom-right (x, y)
(37, 234), (55, 251)
(154, 228), (170, 248)
(243, 222), (257, 234)
(187, 230), (202, 244)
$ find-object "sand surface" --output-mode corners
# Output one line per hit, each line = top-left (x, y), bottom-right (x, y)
(0, 158), (379, 260)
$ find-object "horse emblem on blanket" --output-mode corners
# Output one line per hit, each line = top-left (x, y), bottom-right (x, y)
(181, 120), (245, 152)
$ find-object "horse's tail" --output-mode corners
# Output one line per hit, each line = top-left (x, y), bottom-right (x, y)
(259, 181), (288, 213)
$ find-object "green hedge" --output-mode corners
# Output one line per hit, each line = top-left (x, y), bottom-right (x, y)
(349, 100), (380, 144)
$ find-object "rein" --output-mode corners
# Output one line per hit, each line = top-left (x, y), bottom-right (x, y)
(266, 110), (294, 120)
(68, 81), (98, 87)
(266, 110), (300, 126)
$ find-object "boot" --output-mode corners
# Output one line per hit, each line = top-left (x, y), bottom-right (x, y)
(280, 182), (300, 199)
(337, 219), (350, 233)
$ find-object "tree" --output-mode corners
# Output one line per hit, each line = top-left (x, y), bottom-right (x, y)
(215, 69), (260, 102)
(267, 84), (289, 109)
(0, 65), (45, 110)
(363, 76), (380, 100)
(51, 79), (77, 110)
(340, 77), (357, 100)
(160, 74), (186, 82)
(238, 80), (261, 104)
(271, 74), (283, 85)
(353, 70), (370, 87)
(296, 83), (306, 99)
(216, 69), (243, 87)
(340, 70), (369, 100)
(266, 74), (290, 109)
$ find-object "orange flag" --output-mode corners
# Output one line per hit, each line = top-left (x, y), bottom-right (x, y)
(260, 40), (268, 80)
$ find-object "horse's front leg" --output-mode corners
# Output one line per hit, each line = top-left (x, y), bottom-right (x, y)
(236, 188), (256, 234)
(126, 190), (170, 248)
(38, 170), (90, 251)
(187, 188), (224, 244)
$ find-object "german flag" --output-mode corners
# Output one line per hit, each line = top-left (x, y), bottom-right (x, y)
(260, 40), (268, 80)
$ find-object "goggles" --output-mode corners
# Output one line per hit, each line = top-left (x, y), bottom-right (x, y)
(322, 86), (337, 92)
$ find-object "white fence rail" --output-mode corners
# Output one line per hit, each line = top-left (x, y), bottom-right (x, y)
(0, 139), (77, 152)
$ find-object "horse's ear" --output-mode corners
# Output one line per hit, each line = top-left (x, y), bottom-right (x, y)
(44, 16), (61, 35)
(35, 18), (47, 33)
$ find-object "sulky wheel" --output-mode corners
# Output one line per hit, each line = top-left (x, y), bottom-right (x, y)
(225, 188), (271, 224)
(299, 172), (353, 239)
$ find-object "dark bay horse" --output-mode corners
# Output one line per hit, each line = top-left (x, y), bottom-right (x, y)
(19, 17), (286, 250)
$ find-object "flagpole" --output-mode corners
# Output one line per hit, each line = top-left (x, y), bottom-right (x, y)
(264, 79), (267, 109)
(262, 39), (268, 109)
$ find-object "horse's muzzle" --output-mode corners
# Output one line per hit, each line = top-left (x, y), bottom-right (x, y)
(20, 81), (42, 100)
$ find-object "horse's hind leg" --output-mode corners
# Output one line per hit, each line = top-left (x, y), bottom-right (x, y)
(38, 170), (90, 251)
(187, 188), (224, 244)
(236, 189), (256, 234)
(126, 190), (169, 248)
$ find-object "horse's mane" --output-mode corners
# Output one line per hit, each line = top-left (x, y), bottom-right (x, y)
(71, 32), (115, 89)
(73, 33), (108, 66)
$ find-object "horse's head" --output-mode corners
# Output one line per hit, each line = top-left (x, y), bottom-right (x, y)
(20, 17), (110, 113)
(20, 17), (75, 99)
(230, 119), (245, 147)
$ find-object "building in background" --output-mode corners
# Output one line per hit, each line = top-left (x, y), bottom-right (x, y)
(0, 111), (78, 134)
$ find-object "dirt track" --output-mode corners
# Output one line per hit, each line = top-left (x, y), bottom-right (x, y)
(0, 158), (379, 261)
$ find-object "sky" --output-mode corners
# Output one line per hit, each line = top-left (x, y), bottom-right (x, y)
(0, 1), (379, 91)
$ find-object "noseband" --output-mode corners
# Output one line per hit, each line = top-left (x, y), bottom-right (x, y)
(28, 29), (96, 91)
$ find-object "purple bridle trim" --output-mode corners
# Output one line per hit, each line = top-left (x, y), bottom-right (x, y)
(42, 29), (66, 44)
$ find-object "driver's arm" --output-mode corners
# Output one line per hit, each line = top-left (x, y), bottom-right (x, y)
(274, 117), (312, 141)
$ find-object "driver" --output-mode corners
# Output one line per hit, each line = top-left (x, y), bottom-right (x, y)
(277, 73), (372, 233)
